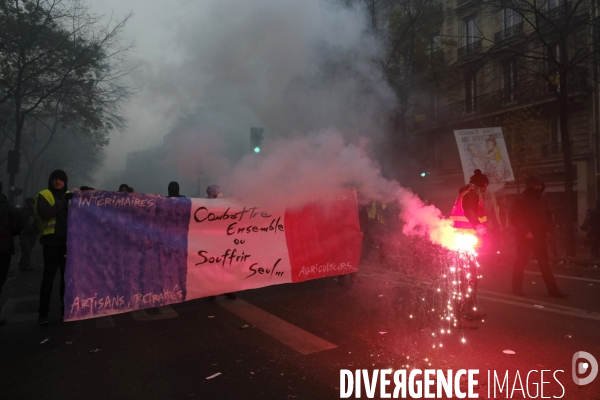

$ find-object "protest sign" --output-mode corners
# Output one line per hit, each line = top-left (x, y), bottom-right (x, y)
(454, 127), (514, 184)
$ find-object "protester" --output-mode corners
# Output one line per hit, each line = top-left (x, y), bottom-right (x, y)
(35, 169), (72, 325)
(206, 184), (236, 301)
(118, 184), (130, 193)
(206, 184), (222, 198)
(18, 197), (37, 271)
(128, 186), (134, 193)
(0, 182), (25, 327)
(581, 201), (600, 259)
(367, 201), (388, 263)
(546, 208), (559, 259)
(449, 169), (489, 324)
(167, 181), (185, 198)
(510, 175), (569, 298)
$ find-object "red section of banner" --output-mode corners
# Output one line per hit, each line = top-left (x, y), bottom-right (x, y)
(285, 189), (362, 282)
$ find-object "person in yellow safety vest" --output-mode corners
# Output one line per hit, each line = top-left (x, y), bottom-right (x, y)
(367, 201), (388, 263)
(449, 169), (489, 326)
(34, 169), (72, 325)
(450, 169), (488, 243)
(367, 202), (387, 225)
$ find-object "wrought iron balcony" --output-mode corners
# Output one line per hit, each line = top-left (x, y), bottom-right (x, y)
(542, 4), (566, 21)
(405, 68), (589, 132)
(457, 39), (482, 58)
(541, 143), (564, 157)
(494, 22), (524, 42)
(429, 49), (445, 61)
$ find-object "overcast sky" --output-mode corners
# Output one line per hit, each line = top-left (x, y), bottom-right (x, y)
(84, 0), (397, 200)
(87, 0), (190, 178)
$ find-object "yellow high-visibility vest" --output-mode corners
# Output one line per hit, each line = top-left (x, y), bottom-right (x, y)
(34, 189), (70, 236)
(449, 184), (487, 236)
(368, 202), (387, 225)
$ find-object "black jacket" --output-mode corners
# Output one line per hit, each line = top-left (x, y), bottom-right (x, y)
(19, 205), (38, 236)
(510, 178), (551, 238)
(0, 194), (24, 254)
(460, 184), (484, 229)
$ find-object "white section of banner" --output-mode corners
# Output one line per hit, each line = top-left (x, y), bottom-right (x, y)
(185, 198), (292, 299)
(454, 127), (515, 184)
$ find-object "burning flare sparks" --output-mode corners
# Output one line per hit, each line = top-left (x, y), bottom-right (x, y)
(452, 233), (478, 254)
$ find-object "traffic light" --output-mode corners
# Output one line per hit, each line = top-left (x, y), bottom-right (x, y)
(250, 127), (264, 153)
(420, 172), (427, 177)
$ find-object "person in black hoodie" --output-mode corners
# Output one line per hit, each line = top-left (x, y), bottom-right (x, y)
(0, 181), (24, 327)
(510, 175), (568, 298)
(36, 169), (72, 324)
(167, 181), (185, 198)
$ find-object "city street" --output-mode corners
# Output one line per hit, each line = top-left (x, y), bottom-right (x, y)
(1, 247), (599, 400)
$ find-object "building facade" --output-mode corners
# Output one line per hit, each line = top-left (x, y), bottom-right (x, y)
(402, 0), (600, 229)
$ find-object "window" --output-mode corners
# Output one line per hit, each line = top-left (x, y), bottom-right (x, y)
(547, 44), (560, 75)
(428, 92), (439, 120)
(465, 71), (477, 113)
(547, 0), (559, 10)
(544, 0), (564, 20)
(500, 8), (520, 30)
(503, 58), (519, 103)
(463, 16), (478, 47)
(428, 33), (442, 58)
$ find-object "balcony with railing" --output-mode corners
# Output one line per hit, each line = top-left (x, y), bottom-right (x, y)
(494, 22), (524, 42)
(457, 39), (483, 58)
(543, 4), (566, 21)
(541, 143), (564, 157)
(429, 49), (445, 61)
(406, 68), (589, 132)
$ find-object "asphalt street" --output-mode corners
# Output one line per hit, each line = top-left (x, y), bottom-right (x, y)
(1, 246), (599, 400)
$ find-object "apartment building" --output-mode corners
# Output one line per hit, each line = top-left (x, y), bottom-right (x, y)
(403, 0), (600, 227)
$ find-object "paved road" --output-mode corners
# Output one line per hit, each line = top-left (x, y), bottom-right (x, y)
(1, 247), (599, 400)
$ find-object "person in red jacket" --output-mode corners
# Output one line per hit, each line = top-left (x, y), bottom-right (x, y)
(510, 176), (568, 298)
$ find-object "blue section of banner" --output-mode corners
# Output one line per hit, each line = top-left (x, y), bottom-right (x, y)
(64, 192), (191, 320)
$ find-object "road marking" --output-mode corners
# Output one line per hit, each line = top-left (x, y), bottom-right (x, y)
(131, 305), (178, 321)
(478, 295), (600, 321)
(360, 267), (600, 321)
(525, 271), (600, 283)
(217, 298), (337, 355)
(0, 295), (38, 322)
(477, 289), (594, 312)
(95, 316), (115, 329)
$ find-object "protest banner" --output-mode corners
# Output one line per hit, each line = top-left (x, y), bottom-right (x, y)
(453, 127), (514, 184)
(64, 189), (361, 321)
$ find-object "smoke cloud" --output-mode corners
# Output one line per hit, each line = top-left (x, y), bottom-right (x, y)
(101, 0), (463, 250)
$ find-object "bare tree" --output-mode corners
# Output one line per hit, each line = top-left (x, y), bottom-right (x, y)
(471, 0), (600, 255)
(0, 0), (134, 202)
